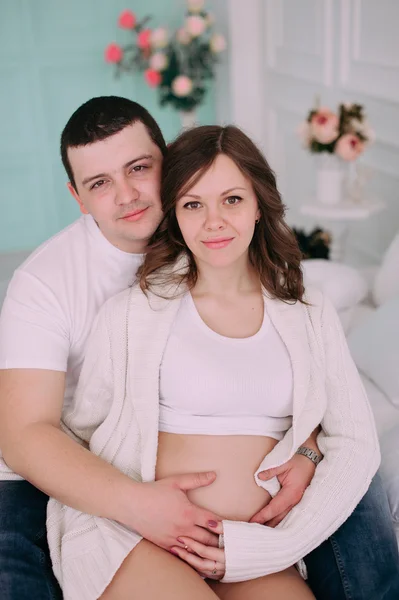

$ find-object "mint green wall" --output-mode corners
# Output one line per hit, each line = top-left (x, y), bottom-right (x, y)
(0, 0), (217, 252)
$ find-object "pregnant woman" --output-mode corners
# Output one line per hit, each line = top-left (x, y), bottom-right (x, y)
(47, 125), (379, 600)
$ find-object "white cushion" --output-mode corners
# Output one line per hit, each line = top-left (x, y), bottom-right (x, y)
(373, 232), (399, 307)
(361, 373), (399, 438)
(349, 304), (376, 332)
(302, 259), (368, 310)
(348, 295), (399, 408)
(379, 425), (399, 529)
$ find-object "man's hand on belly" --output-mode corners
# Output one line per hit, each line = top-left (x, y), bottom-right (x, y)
(250, 428), (322, 527)
(130, 471), (221, 552)
(249, 453), (317, 527)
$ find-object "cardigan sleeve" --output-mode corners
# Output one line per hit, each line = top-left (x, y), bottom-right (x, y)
(62, 303), (114, 444)
(221, 294), (381, 583)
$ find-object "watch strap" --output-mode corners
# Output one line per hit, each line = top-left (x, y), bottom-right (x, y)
(296, 446), (322, 466)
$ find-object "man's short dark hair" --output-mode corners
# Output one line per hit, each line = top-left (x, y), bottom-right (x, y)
(60, 96), (167, 190)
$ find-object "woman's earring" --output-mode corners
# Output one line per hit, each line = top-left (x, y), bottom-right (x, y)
(255, 218), (260, 224)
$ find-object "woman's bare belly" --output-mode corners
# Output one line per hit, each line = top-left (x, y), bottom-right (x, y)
(155, 433), (278, 521)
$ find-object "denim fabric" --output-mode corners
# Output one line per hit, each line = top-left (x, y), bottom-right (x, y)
(0, 480), (62, 600)
(305, 473), (399, 600)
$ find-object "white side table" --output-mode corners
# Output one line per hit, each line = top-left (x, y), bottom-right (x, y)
(300, 200), (385, 261)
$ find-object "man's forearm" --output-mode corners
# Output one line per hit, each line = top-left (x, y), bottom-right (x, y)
(300, 426), (322, 455)
(4, 423), (141, 527)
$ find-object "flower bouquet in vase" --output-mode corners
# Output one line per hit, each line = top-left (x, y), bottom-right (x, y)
(298, 101), (374, 205)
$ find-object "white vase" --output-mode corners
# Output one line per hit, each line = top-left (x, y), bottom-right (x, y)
(180, 109), (197, 130)
(315, 153), (346, 206)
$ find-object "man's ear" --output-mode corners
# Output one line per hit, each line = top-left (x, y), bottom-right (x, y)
(67, 182), (89, 214)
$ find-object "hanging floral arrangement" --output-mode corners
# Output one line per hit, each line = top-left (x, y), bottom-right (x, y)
(104, 0), (226, 113)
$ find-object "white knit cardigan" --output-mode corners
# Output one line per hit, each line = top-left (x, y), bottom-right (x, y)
(47, 281), (380, 600)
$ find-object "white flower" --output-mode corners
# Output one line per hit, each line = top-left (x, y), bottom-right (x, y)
(151, 27), (169, 48)
(187, 0), (205, 13)
(186, 15), (207, 37)
(296, 121), (311, 148)
(176, 27), (191, 45)
(149, 52), (168, 71)
(350, 118), (375, 143)
(205, 12), (215, 26)
(209, 33), (226, 53)
(172, 75), (193, 97)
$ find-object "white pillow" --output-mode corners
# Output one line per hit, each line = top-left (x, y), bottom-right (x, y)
(373, 231), (399, 307)
(361, 373), (399, 438)
(348, 295), (399, 408)
(379, 425), (399, 528)
(302, 259), (368, 310)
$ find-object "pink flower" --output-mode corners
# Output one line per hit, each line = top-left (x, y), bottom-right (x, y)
(137, 29), (152, 50)
(172, 75), (193, 97)
(188, 0), (205, 12)
(176, 27), (191, 45)
(335, 134), (365, 161)
(310, 108), (339, 144)
(210, 33), (226, 53)
(185, 15), (207, 37)
(118, 10), (136, 29)
(151, 27), (168, 48)
(145, 69), (162, 87)
(104, 43), (123, 63)
(149, 52), (168, 71)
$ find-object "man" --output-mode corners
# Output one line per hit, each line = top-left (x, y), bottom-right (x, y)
(0, 96), (398, 599)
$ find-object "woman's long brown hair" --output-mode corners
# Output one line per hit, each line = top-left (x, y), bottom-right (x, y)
(139, 125), (304, 303)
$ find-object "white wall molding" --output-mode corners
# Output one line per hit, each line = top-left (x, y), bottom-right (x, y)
(340, 0), (399, 100)
(265, 0), (333, 86)
(227, 0), (265, 149)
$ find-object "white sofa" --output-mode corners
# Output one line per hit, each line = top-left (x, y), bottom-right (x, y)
(303, 231), (399, 545)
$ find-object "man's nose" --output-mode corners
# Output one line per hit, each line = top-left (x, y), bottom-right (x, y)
(115, 177), (139, 205)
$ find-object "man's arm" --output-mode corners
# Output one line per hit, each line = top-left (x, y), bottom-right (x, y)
(250, 427), (322, 526)
(0, 368), (141, 519)
(0, 367), (221, 550)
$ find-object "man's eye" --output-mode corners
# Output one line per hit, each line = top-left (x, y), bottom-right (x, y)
(225, 196), (242, 205)
(183, 201), (201, 210)
(91, 180), (106, 190)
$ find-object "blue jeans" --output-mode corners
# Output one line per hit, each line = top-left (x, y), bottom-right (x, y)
(305, 473), (399, 599)
(0, 480), (62, 600)
(0, 475), (398, 599)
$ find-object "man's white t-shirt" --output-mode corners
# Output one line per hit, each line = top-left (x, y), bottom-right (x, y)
(0, 214), (143, 479)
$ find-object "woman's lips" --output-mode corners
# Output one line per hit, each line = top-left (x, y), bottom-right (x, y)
(202, 237), (234, 249)
(122, 207), (149, 222)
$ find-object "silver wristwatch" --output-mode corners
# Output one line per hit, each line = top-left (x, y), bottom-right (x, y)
(296, 446), (322, 466)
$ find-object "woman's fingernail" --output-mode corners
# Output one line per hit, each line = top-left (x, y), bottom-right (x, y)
(170, 548), (179, 555)
(177, 537), (184, 544)
(208, 520), (218, 527)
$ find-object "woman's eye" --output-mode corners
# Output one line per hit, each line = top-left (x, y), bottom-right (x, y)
(225, 196), (242, 205)
(184, 201), (201, 210)
(131, 165), (148, 173)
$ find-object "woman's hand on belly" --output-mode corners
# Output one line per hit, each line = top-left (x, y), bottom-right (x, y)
(156, 433), (276, 522)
